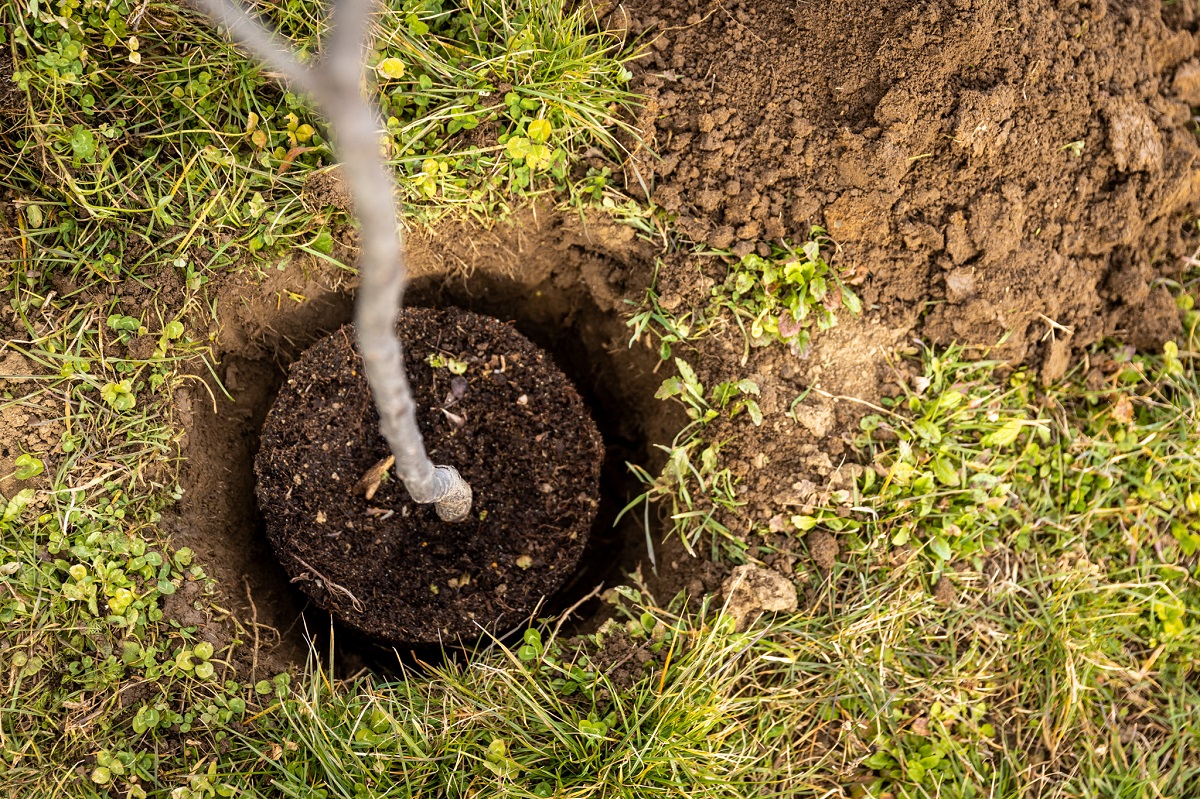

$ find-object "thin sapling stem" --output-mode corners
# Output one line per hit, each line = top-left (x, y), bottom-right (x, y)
(192, 0), (473, 521)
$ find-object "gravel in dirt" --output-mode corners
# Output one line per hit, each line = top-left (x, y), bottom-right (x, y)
(254, 307), (604, 645)
(624, 0), (1200, 368)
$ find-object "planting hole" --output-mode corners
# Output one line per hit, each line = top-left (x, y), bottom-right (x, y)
(166, 237), (673, 671)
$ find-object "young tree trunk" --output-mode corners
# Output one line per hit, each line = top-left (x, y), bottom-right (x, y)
(192, 0), (472, 521)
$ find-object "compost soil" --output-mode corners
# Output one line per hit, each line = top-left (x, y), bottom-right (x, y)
(254, 307), (604, 645)
(621, 0), (1200, 373)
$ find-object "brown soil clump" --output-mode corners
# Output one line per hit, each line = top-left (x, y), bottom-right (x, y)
(932, 575), (958, 605)
(806, 529), (839, 572)
(625, 0), (1200, 369)
(721, 563), (798, 629)
(254, 307), (604, 645)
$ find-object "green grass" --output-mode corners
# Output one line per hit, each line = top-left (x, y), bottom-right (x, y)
(616, 278), (1200, 797)
(3, 0), (640, 294)
(216, 609), (792, 798)
(5, 259), (1200, 796)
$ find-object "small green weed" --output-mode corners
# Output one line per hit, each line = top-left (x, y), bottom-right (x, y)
(626, 276), (706, 363)
(621, 234), (861, 566)
(619, 358), (765, 562)
(654, 358), (762, 427)
(628, 231), (862, 364)
(711, 230), (862, 358)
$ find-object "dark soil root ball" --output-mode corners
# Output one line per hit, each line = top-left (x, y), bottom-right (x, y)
(254, 307), (603, 646)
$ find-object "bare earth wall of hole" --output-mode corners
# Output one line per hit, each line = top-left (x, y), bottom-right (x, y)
(166, 209), (679, 672)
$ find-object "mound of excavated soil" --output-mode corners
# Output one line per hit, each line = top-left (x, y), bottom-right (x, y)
(622, 0), (1200, 373)
(254, 307), (604, 645)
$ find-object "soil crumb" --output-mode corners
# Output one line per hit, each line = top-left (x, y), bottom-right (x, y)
(806, 529), (839, 572)
(721, 564), (798, 629)
(255, 308), (604, 645)
(933, 575), (958, 605)
(626, 0), (1200, 366)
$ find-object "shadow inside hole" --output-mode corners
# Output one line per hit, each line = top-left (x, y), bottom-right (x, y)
(174, 269), (674, 675)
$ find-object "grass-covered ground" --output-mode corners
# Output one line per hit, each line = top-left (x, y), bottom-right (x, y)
(3, 1), (1200, 797)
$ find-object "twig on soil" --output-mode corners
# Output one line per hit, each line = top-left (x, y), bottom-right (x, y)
(660, 4), (720, 33)
(243, 575), (261, 682)
(718, 3), (765, 45)
(191, 0), (473, 523)
(1038, 313), (1074, 342)
(809, 386), (900, 418)
(550, 583), (605, 644)
(291, 555), (365, 613)
(1182, 237), (1200, 270)
(129, 0), (152, 30)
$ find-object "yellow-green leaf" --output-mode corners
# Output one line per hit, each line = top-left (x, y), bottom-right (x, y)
(912, 419), (942, 444)
(525, 143), (553, 170)
(13, 453), (44, 480)
(791, 515), (818, 531)
(528, 118), (552, 143)
(931, 456), (960, 487)
(376, 58), (406, 79)
(982, 419), (1022, 448)
(928, 536), (952, 561)
(744, 398), (763, 427)
(2, 489), (36, 523)
(101, 381), (136, 412)
(504, 136), (531, 161)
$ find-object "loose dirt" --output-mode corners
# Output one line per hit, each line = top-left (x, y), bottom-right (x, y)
(0, 52), (23, 125)
(0, 351), (61, 502)
(255, 308), (604, 645)
(622, 0), (1200, 373)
